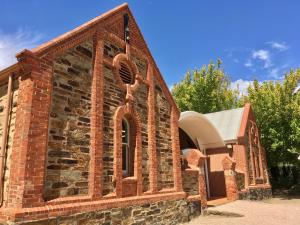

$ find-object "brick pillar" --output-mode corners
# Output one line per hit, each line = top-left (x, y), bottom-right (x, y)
(134, 111), (143, 196)
(198, 161), (207, 211)
(262, 147), (271, 185)
(185, 149), (207, 211)
(7, 50), (53, 208)
(222, 156), (238, 201)
(114, 106), (124, 198)
(242, 145), (250, 189)
(147, 64), (158, 193)
(248, 125), (256, 185)
(234, 144), (249, 189)
(257, 134), (264, 180)
(89, 34), (104, 199)
(171, 107), (183, 192)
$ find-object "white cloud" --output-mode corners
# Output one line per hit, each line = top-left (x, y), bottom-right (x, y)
(230, 79), (253, 95)
(268, 41), (289, 51)
(270, 68), (280, 79)
(244, 59), (253, 68)
(0, 28), (43, 70)
(252, 49), (272, 68)
(231, 79), (268, 96)
(252, 49), (269, 60)
(268, 64), (290, 80)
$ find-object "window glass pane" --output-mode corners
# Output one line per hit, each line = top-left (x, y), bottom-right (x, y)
(122, 120), (128, 143)
(122, 144), (127, 172)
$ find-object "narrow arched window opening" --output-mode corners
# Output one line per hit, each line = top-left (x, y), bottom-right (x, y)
(122, 117), (135, 177)
(122, 118), (130, 176)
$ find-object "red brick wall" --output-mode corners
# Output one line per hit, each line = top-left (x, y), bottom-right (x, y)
(206, 147), (229, 197)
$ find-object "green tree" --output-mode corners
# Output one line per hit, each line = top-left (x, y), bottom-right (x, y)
(172, 60), (240, 113)
(243, 70), (300, 166)
(172, 60), (300, 169)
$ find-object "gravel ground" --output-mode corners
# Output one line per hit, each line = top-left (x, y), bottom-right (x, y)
(184, 198), (300, 225)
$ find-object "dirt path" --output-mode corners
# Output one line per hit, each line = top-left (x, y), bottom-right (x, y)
(184, 198), (300, 225)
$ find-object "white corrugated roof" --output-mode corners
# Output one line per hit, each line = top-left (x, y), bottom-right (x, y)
(179, 111), (225, 149)
(203, 107), (244, 143)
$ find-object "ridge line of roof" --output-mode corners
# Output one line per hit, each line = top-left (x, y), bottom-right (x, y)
(203, 107), (244, 116)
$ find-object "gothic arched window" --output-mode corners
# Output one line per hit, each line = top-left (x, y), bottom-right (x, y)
(122, 118), (131, 177)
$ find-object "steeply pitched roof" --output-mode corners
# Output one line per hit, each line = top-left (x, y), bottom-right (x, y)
(204, 107), (245, 143)
(0, 3), (179, 113)
(31, 3), (129, 55)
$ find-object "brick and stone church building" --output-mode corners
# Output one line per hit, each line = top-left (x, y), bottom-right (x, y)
(0, 3), (271, 224)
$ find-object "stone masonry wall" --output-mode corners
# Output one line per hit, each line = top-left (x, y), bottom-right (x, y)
(0, 79), (19, 204)
(236, 172), (245, 191)
(45, 40), (93, 200)
(10, 199), (190, 225)
(182, 171), (199, 196)
(155, 81), (174, 190)
(132, 56), (147, 79)
(239, 187), (272, 200)
(102, 65), (126, 195)
(102, 48), (150, 195)
(103, 40), (124, 59)
(133, 83), (150, 192)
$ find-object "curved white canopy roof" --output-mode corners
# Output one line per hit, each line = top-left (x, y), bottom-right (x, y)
(179, 111), (225, 149)
(204, 107), (244, 143)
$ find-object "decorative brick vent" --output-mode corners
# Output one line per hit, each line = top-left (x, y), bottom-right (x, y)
(119, 62), (134, 84)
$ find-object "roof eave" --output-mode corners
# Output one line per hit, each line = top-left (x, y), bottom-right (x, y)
(30, 3), (129, 56)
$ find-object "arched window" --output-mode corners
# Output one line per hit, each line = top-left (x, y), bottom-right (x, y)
(122, 118), (130, 177)
(121, 116), (136, 178)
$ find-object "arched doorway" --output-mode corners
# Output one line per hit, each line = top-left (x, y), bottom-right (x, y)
(178, 111), (226, 199)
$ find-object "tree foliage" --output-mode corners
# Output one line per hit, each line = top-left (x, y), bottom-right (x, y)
(172, 60), (300, 167)
(171, 60), (240, 113)
(242, 70), (300, 166)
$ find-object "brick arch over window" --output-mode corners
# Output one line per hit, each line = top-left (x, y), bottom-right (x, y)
(113, 104), (142, 197)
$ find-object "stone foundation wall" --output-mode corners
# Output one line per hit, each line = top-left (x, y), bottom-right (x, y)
(236, 172), (245, 191)
(239, 187), (272, 200)
(0, 79), (19, 205)
(11, 199), (191, 225)
(187, 201), (201, 219)
(45, 40), (93, 200)
(155, 82), (174, 190)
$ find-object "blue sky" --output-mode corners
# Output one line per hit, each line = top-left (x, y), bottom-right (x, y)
(1, 0), (300, 92)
